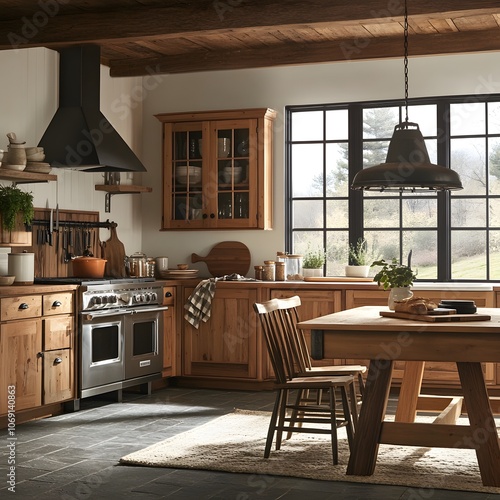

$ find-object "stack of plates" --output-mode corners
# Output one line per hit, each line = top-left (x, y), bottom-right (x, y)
(25, 162), (52, 173)
(159, 269), (199, 279)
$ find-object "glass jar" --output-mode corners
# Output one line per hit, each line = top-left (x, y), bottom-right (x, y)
(127, 252), (147, 277)
(146, 258), (156, 278)
(285, 254), (303, 280)
(254, 265), (263, 280)
(263, 260), (275, 281)
(275, 261), (286, 281)
(276, 251), (287, 262)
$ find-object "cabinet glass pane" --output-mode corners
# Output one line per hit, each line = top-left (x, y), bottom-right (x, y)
(172, 128), (203, 221)
(174, 193), (203, 220)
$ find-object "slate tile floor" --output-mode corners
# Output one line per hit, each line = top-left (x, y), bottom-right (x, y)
(1, 387), (500, 500)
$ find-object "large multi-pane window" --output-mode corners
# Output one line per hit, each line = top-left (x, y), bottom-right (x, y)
(286, 95), (500, 281)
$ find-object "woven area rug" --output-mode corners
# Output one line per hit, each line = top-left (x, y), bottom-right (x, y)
(120, 409), (500, 494)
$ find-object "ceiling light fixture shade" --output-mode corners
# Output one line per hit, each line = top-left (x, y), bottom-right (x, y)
(351, 0), (462, 192)
(351, 121), (463, 191)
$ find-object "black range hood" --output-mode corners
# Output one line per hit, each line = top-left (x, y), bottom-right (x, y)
(38, 45), (146, 172)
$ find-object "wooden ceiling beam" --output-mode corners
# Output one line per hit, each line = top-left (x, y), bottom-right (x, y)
(0, 0), (498, 49)
(108, 28), (500, 77)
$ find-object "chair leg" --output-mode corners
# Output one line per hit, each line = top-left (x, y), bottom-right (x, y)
(286, 389), (305, 440)
(340, 385), (355, 450)
(328, 387), (339, 465)
(264, 389), (282, 458)
(276, 388), (289, 451)
(357, 372), (365, 397)
(348, 380), (358, 430)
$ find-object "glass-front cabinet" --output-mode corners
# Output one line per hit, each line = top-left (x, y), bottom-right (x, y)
(156, 108), (276, 230)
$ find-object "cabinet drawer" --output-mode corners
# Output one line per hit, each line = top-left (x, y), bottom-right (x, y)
(43, 293), (73, 316)
(1, 295), (42, 321)
(44, 316), (73, 350)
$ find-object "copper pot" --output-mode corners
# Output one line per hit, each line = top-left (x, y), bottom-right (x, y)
(72, 257), (107, 278)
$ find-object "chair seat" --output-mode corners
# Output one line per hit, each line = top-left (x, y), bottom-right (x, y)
(298, 365), (367, 376)
(275, 375), (355, 389)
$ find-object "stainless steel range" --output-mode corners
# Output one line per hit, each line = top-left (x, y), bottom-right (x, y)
(78, 279), (168, 401)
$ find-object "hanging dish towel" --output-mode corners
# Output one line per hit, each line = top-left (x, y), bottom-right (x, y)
(183, 274), (256, 329)
(184, 278), (218, 329)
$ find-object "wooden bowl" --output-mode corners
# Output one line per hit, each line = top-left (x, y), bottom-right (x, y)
(0, 275), (15, 286)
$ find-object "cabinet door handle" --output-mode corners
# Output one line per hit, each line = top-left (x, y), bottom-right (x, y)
(165, 291), (172, 297)
(19, 303), (29, 310)
(202, 213), (208, 219)
(210, 213), (215, 219)
(54, 357), (63, 365)
(52, 300), (62, 307)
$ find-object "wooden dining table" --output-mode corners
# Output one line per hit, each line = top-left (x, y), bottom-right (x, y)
(297, 305), (500, 487)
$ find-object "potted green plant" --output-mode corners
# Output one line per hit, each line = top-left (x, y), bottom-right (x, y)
(302, 247), (326, 278)
(345, 238), (372, 277)
(371, 258), (417, 309)
(0, 185), (34, 246)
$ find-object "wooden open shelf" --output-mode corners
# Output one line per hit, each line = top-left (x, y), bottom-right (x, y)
(95, 184), (152, 212)
(0, 169), (57, 184)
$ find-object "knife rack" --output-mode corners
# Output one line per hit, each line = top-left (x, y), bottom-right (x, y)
(15, 208), (116, 278)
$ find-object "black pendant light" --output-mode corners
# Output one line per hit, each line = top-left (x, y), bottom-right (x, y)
(351, 1), (462, 192)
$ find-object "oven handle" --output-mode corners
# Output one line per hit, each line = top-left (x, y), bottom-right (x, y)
(81, 305), (170, 321)
(129, 305), (170, 314)
(81, 308), (134, 321)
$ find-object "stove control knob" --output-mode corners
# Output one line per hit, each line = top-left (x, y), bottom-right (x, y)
(101, 296), (108, 304)
(108, 295), (117, 304)
(144, 293), (152, 302)
(151, 292), (158, 302)
(94, 296), (102, 305)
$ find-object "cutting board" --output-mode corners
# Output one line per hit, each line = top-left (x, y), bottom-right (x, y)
(380, 311), (491, 322)
(192, 241), (251, 277)
(101, 226), (127, 278)
(304, 276), (373, 282)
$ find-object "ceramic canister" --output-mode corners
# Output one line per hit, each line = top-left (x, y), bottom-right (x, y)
(8, 252), (35, 285)
(155, 256), (168, 273)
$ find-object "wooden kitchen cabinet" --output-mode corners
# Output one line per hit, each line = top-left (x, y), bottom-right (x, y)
(0, 289), (76, 417)
(156, 108), (276, 230)
(182, 285), (260, 379)
(0, 319), (42, 413)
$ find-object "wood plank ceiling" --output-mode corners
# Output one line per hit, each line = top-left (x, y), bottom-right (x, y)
(0, 0), (498, 77)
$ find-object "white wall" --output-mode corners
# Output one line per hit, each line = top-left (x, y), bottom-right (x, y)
(0, 47), (144, 256)
(141, 52), (500, 274)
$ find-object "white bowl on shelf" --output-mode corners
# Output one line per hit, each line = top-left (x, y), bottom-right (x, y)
(223, 165), (243, 183)
(176, 165), (202, 185)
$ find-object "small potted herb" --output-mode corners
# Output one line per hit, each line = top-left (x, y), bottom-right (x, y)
(302, 247), (326, 278)
(0, 185), (34, 245)
(346, 238), (372, 277)
(371, 258), (417, 309)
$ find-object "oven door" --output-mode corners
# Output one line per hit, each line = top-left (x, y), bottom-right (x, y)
(123, 306), (168, 380)
(80, 309), (128, 391)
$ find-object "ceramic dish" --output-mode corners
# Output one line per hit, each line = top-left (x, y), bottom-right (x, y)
(159, 269), (199, 279)
(0, 275), (15, 286)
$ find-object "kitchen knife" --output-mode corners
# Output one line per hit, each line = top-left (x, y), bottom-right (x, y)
(55, 204), (59, 231)
(48, 209), (53, 246)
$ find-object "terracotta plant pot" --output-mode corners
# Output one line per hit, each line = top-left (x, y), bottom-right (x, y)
(72, 257), (107, 278)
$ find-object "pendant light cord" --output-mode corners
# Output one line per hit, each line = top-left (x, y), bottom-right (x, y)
(403, 0), (409, 124)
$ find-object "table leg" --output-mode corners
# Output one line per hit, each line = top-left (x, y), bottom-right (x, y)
(456, 362), (500, 487)
(395, 361), (425, 423)
(347, 358), (394, 476)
